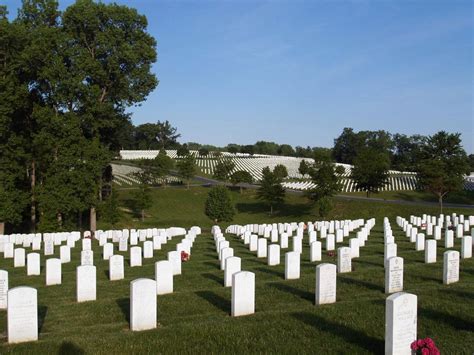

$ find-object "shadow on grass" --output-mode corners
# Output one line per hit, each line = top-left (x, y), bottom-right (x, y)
(441, 288), (474, 301)
(268, 282), (313, 303)
(292, 312), (384, 353)
(419, 307), (474, 331)
(338, 276), (384, 293)
(255, 267), (284, 279)
(354, 259), (383, 268)
(38, 305), (48, 333)
(203, 261), (220, 270)
(116, 298), (130, 324)
(195, 291), (229, 314)
(58, 341), (85, 355)
(202, 273), (223, 285)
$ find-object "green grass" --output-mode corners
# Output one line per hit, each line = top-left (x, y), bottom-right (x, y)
(341, 189), (474, 205)
(0, 187), (473, 353)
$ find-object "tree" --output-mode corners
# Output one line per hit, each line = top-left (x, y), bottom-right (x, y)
(213, 158), (235, 181)
(204, 185), (235, 222)
(257, 167), (285, 215)
(278, 144), (295, 156)
(227, 144), (239, 154)
(467, 154), (474, 172)
(335, 165), (346, 175)
(351, 148), (390, 197)
(155, 120), (180, 149)
(152, 149), (174, 187)
(306, 161), (341, 217)
(391, 134), (426, 171)
(131, 170), (153, 221)
(416, 131), (470, 213)
(177, 154), (196, 189)
(298, 160), (310, 177)
(177, 144), (190, 157)
(198, 147), (209, 157)
(273, 164), (288, 180)
(99, 187), (121, 227)
(230, 170), (253, 194)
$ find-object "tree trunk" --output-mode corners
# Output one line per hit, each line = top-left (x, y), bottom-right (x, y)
(90, 207), (97, 234)
(141, 209), (145, 222)
(0, 222), (4, 235)
(187, 179), (190, 189)
(366, 190), (369, 198)
(30, 160), (36, 232)
(270, 205), (273, 215)
(240, 185), (243, 194)
(438, 194), (443, 214)
(57, 212), (62, 227)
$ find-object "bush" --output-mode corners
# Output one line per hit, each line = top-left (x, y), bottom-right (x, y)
(205, 185), (235, 222)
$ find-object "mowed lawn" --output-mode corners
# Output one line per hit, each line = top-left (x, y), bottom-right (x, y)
(0, 187), (473, 353)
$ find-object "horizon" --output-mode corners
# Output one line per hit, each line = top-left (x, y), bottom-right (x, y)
(4, 0), (473, 153)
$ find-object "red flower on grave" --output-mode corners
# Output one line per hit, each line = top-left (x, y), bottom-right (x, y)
(181, 251), (190, 262)
(327, 251), (335, 258)
(410, 338), (440, 355)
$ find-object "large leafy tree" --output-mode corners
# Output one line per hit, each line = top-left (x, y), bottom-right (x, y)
(416, 131), (470, 213)
(152, 149), (174, 187)
(351, 148), (390, 197)
(257, 167), (285, 215)
(204, 185), (235, 222)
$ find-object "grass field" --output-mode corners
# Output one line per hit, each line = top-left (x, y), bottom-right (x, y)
(0, 187), (473, 353)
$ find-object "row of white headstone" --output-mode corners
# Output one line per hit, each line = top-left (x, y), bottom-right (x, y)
(396, 215), (472, 284)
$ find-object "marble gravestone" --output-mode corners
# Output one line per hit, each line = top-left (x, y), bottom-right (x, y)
(443, 250), (459, 285)
(14, 248), (26, 267)
(46, 258), (62, 286)
(224, 256), (241, 288)
(310, 241), (322, 262)
(424, 240), (437, 263)
(130, 278), (157, 331)
(315, 263), (337, 305)
(76, 265), (96, 302)
(337, 247), (352, 273)
(257, 238), (267, 258)
(130, 246), (142, 267)
(385, 257), (404, 294)
(155, 260), (173, 295)
(27, 253), (40, 276)
(385, 292), (417, 355)
(109, 255), (124, 281)
(267, 244), (280, 266)
(168, 251), (182, 275)
(231, 271), (255, 317)
(285, 251), (300, 280)
(81, 250), (94, 266)
(7, 287), (38, 344)
(0, 270), (8, 309)
(220, 247), (234, 270)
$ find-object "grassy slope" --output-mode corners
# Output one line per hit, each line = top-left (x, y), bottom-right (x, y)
(0, 187), (473, 354)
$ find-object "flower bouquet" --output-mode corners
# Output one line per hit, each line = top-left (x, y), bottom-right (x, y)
(181, 251), (190, 262)
(410, 338), (440, 355)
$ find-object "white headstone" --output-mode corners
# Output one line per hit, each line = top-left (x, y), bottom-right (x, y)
(231, 271), (255, 317)
(44, 240), (54, 256)
(267, 244), (280, 266)
(326, 234), (335, 251)
(257, 238), (267, 258)
(7, 287), (38, 344)
(0, 270), (8, 309)
(225, 256), (241, 287)
(143, 241), (153, 259)
(349, 238), (360, 258)
(109, 255), (124, 281)
(445, 230), (454, 248)
(130, 278), (157, 331)
(249, 235), (258, 252)
(443, 250), (459, 285)
(82, 238), (92, 251)
(315, 263), (337, 305)
(415, 234), (425, 251)
(76, 265), (96, 302)
(385, 257), (404, 294)
(337, 247), (352, 273)
(27, 253), (40, 276)
(14, 248), (26, 267)
(285, 251), (300, 280)
(60, 245), (71, 263)
(310, 241), (322, 262)
(46, 258), (61, 286)
(425, 240), (437, 263)
(130, 246), (142, 267)
(384, 243), (397, 267)
(168, 251), (181, 275)
(385, 292), (417, 355)
(292, 236), (303, 253)
(461, 236), (472, 259)
(155, 260), (173, 295)
(220, 247), (234, 270)
(81, 250), (94, 266)
(280, 233), (289, 249)
(103, 243), (114, 260)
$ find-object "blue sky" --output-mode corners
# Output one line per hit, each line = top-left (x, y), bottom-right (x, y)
(5, 0), (473, 153)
